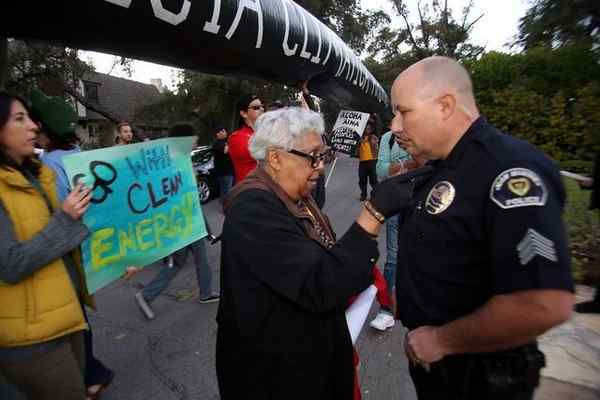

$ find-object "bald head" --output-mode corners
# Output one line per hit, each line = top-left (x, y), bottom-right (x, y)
(389, 56), (481, 160)
(396, 56), (477, 114)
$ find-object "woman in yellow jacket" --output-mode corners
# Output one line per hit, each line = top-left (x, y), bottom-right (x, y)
(0, 92), (93, 399)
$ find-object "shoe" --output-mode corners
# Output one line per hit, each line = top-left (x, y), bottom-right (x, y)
(135, 292), (155, 320)
(575, 300), (600, 314)
(360, 194), (367, 201)
(369, 311), (395, 331)
(198, 294), (220, 304)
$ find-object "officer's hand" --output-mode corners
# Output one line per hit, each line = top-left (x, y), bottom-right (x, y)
(405, 326), (448, 367)
(370, 166), (434, 218)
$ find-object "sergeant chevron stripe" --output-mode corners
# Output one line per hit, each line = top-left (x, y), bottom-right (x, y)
(517, 229), (558, 266)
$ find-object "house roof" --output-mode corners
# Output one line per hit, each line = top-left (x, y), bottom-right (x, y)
(81, 71), (163, 127)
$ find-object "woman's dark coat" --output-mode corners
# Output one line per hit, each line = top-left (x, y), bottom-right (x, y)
(216, 169), (378, 400)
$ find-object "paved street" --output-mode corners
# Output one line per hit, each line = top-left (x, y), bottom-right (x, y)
(2, 156), (599, 399)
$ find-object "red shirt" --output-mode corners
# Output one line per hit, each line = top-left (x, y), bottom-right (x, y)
(228, 125), (257, 184)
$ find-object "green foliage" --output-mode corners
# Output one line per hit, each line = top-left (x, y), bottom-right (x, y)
(516, 0), (600, 59)
(468, 45), (600, 164)
(563, 178), (600, 281)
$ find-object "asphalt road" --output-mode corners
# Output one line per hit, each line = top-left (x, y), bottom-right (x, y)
(2, 156), (598, 399)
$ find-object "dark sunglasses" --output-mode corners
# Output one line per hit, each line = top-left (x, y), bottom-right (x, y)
(248, 104), (265, 111)
(288, 148), (333, 168)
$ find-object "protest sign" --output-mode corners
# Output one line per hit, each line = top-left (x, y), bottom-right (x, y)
(63, 137), (206, 293)
(330, 110), (370, 155)
(0, 1), (388, 112)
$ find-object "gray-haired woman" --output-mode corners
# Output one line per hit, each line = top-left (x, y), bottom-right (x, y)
(215, 108), (432, 400)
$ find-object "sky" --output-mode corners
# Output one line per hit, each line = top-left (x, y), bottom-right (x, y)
(82, 0), (529, 91)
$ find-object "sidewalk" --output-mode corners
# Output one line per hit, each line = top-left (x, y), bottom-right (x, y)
(535, 285), (600, 399)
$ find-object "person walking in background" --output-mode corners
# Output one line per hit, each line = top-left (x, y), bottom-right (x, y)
(357, 119), (379, 201)
(212, 126), (234, 206)
(575, 152), (599, 314)
(0, 92), (93, 400)
(134, 123), (219, 320)
(228, 94), (264, 184)
(369, 127), (422, 332)
(30, 90), (115, 399)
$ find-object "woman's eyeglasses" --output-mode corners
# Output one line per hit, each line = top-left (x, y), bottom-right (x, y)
(248, 104), (265, 111)
(288, 148), (333, 168)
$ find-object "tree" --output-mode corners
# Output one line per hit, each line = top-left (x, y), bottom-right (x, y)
(3, 39), (121, 123)
(365, 0), (484, 93)
(516, 0), (600, 57)
(295, 0), (388, 53)
(466, 46), (600, 168)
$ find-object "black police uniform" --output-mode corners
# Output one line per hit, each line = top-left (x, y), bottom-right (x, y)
(396, 117), (574, 400)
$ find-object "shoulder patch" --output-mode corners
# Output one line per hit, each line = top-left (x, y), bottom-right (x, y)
(490, 168), (547, 209)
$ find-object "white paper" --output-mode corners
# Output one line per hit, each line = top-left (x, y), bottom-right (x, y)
(560, 170), (593, 183)
(345, 285), (378, 344)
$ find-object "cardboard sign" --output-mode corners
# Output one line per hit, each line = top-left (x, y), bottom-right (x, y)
(0, 0), (388, 112)
(63, 137), (207, 293)
(330, 110), (370, 155)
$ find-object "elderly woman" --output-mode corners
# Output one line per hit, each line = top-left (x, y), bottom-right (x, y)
(216, 108), (430, 399)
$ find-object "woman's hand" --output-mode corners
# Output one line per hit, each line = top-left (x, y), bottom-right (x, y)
(62, 183), (92, 220)
(370, 166), (434, 218)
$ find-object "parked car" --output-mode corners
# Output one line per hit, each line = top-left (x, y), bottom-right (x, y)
(191, 145), (219, 204)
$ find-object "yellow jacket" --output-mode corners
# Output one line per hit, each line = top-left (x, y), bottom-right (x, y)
(0, 164), (92, 347)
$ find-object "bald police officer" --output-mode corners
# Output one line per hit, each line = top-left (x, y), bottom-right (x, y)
(391, 56), (574, 399)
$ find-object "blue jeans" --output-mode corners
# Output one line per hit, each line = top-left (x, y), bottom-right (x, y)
(141, 238), (213, 302)
(218, 175), (233, 201)
(383, 214), (400, 299)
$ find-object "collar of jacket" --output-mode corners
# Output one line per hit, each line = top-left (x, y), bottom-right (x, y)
(0, 162), (53, 191)
(224, 166), (336, 246)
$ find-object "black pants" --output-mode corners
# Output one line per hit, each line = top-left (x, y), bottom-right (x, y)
(408, 352), (539, 400)
(358, 160), (378, 197)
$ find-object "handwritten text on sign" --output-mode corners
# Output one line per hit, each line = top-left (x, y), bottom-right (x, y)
(63, 137), (206, 293)
(330, 110), (370, 155)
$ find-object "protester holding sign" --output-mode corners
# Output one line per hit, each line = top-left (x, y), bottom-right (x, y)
(0, 92), (93, 400)
(228, 94), (264, 184)
(357, 120), (379, 201)
(30, 91), (115, 400)
(216, 107), (433, 400)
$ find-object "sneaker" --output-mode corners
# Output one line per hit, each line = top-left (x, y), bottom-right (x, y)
(135, 292), (155, 320)
(369, 311), (395, 331)
(198, 294), (220, 304)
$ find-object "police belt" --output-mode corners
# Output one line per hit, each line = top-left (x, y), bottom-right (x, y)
(434, 343), (546, 398)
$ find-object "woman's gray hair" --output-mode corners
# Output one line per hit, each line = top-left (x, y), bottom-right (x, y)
(249, 107), (325, 161)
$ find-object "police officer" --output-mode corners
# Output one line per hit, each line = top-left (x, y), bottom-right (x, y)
(389, 56), (575, 399)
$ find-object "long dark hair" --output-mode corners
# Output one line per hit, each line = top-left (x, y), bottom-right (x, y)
(0, 92), (41, 176)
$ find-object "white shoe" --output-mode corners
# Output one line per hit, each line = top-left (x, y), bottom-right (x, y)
(369, 311), (395, 331)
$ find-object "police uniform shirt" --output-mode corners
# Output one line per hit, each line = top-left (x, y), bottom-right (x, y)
(396, 117), (574, 330)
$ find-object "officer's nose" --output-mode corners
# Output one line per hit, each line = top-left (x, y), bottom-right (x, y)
(391, 113), (403, 135)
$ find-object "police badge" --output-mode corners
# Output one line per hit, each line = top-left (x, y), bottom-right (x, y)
(425, 181), (456, 215)
(490, 168), (547, 209)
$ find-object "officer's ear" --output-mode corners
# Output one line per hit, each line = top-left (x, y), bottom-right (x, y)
(438, 94), (456, 121)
